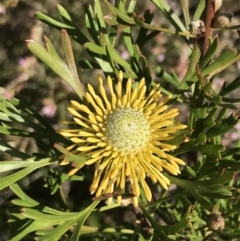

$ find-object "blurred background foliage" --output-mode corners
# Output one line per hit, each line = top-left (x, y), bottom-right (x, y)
(1, 0), (240, 240)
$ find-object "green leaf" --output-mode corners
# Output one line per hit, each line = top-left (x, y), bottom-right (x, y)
(54, 143), (89, 168)
(150, 0), (186, 32)
(70, 201), (99, 240)
(222, 97), (240, 103)
(180, 0), (190, 27)
(225, 204), (240, 217)
(218, 103), (238, 109)
(179, 42), (201, 89)
(0, 98), (66, 146)
(123, 27), (134, 57)
(106, 1), (193, 37)
(0, 96), (38, 127)
(134, 9), (158, 48)
(192, 49), (240, 80)
(85, 4), (100, 44)
(166, 171), (234, 211)
(103, 14), (119, 26)
(85, 41), (135, 75)
(116, 0), (127, 14)
(186, 166), (197, 178)
(105, 1), (135, 25)
(22, 208), (77, 221)
(0, 158), (55, 190)
(26, 36), (84, 99)
(176, 143), (223, 157)
(10, 98), (56, 132)
(36, 201), (99, 241)
(57, 4), (72, 21)
(26, 38), (67, 75)
(0, 138), (30, 159)
(11, 183), (75, 215)
(36, 11), (89, 45)
(106, 44), (133, 72)
(36, 218), (77, 241)
(61, 29), (85, 99)
(206, 115), (238, 138)
(140, 202), (192, 233)
(11, 183), (39, 204)
(10, 183), (100, 240)
(200, 37), (219, 69)
(0, 124), (64, 144)
(155, 67), (180, 88)
(46, 169), (84, 195)
(127, 0), (136, 13)
(94, 0), (110, 44)
(84, 42), (106, 55)
(36, 11), (75, 29)
(222, 148), (240, 158)
(166, 178), (213, 211)
(198, 185), (232, 198)
(78, 60), (100, 70)
(219, 77), (240, 96)
(95, 56), (114, 73)
(9, 219), (61, 241)
(132, 13), (193, 38)
(202, 107), (218, 127)
(0, 158), (41, 173)
(193, 0), (205, 20)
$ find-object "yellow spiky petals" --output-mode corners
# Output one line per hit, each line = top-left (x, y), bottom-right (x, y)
(60, 71), (186, 206)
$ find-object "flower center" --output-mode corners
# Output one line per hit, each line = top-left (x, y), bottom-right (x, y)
(104, 108), (150, 152)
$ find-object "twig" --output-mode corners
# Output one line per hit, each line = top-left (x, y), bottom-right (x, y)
(202, 0), (216, 55)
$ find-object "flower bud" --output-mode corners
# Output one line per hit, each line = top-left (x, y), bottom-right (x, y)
(213, 13), (233, 28)
(190, 20), (205, 36)
(207, 213), (225, 231)
(214, 0), (222, 13)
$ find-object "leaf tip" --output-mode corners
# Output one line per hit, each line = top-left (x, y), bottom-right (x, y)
(25, 39), (34, 46)
(61, 29), (68, 36)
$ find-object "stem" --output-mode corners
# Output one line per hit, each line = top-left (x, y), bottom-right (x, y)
(202, 0), (216, 55)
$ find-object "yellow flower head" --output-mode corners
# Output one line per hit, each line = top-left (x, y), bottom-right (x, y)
(60, 72), (186, 206)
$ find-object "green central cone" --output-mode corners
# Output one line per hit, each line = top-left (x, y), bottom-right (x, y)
(104, 108), (150, 152)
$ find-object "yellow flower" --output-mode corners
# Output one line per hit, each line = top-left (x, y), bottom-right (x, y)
(60, 72), (186, 206)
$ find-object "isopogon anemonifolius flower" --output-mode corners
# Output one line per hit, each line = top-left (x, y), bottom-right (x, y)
(60, 71), (187, 206)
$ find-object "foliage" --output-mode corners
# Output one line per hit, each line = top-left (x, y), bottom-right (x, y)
(1, 0), (240, 240)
